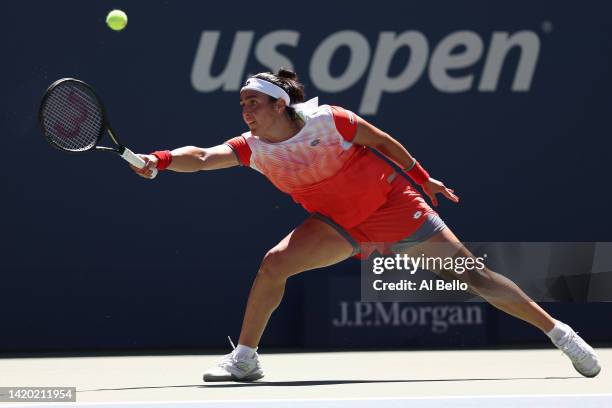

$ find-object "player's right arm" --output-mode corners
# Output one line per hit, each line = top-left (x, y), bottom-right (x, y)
(166, 144), (240, 172)
(132, 144), (240, 178)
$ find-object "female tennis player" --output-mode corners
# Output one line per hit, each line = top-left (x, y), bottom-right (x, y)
(132, 68), (600, 381)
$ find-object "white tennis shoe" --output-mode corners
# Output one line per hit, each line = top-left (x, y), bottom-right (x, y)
(203, 340), (264, 382)
(553, 328), (601, 377)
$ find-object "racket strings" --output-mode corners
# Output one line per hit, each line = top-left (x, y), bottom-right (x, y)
(41, 83), (104, 152)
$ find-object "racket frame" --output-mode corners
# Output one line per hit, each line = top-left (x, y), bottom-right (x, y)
(39, 78), (157, 177)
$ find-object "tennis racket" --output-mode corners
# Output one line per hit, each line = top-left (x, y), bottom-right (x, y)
(38, 78), (157, 178)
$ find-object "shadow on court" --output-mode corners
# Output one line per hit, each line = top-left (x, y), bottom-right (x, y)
(79, 376), (581, 392)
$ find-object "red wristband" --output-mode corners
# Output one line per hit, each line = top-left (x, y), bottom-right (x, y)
(151, 150), (173, 170)
(405, 160), (430, 185)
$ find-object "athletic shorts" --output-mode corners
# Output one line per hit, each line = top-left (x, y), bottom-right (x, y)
(311, 172), (447, 259)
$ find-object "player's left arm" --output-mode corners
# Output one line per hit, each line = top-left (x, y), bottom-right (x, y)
(352, 118), (460, 206)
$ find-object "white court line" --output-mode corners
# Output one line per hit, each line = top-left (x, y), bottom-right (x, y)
(2, 394), (612, 408)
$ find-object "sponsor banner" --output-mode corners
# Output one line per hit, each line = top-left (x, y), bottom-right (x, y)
(303, 275), (488, 347)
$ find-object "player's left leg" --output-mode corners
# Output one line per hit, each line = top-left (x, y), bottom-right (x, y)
(397, 222), (601, 377)
(404, 226), (556, 330)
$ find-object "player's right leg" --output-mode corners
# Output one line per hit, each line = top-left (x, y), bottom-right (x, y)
(203, 215), (356, 382)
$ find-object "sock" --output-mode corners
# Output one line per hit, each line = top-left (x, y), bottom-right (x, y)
(546, 320), (571, 343)
(234, 344), (257, 360)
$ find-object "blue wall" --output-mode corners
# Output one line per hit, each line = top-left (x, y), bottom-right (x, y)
(2, 0), (612, 352)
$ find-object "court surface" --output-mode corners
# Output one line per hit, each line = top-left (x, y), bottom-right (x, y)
(1, 348), (610, 407)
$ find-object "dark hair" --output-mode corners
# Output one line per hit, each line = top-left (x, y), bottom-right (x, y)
(252, 68), (305, 121)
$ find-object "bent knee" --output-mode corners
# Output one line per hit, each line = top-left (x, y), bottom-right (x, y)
(258, 249), (295, 280)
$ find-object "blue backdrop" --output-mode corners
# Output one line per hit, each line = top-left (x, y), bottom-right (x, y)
(1, 0), (611, 352)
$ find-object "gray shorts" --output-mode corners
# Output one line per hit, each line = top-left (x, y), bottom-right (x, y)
(311, 212), (447, 257)
(389, 212), (447, 254)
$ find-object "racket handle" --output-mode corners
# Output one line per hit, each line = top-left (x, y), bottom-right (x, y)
(121, 148), (158, 179)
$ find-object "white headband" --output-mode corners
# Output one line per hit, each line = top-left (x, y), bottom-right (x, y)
(241, 77), (291, 106)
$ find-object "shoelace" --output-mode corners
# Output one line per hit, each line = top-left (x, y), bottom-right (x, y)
(217, 336), (238, 368)
(228, 335), (236, 350)
(559, 331), (591, 362)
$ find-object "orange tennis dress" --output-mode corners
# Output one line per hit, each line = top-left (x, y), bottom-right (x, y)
(225, 105), (436, 258)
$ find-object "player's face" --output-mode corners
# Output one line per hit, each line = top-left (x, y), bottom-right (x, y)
(239, 90), (282, 133)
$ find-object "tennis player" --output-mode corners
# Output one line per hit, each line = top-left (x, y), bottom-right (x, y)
(132, 68), (601, 381)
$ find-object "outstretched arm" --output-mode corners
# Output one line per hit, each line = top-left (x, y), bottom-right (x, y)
(165, 144), (240, 172)
(352, 118), (459, 207)
(131, 143), (240, 178)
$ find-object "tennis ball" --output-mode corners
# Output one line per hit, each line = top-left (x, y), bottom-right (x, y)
(106, 9), (128, 31)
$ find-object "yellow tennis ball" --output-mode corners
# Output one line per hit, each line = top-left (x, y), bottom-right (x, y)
(106, 9), (128, 31)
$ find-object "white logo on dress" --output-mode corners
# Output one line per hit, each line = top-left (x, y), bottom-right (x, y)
(413, 211), (422, 219)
